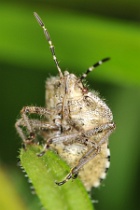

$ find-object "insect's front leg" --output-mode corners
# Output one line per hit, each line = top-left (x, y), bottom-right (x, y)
(16, 117), (60, 149)
(16, 106), (55, 146)
(15, 118), (28, 143)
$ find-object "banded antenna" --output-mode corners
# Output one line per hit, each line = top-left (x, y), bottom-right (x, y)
(80, 57), (110, 80)
(34, 12), (63, 78)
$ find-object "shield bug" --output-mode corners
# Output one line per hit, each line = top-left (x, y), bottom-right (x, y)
(15, 12), (115, 191)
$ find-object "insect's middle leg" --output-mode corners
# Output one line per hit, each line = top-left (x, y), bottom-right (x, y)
(37, 132), (79, 157)
(38, 122), (115, 155)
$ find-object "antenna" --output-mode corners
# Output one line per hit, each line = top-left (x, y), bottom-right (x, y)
(34, 12), (63, 78)
(80, 57), (110, 80)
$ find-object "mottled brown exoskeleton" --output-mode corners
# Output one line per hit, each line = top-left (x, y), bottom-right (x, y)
(15, 12), (115, 191)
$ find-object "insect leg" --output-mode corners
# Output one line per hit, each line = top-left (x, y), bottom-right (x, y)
(55, 123), (115, 186)
(16, 106), (54, 145)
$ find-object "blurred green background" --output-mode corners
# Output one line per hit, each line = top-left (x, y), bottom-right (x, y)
(0, 0), (140, 210)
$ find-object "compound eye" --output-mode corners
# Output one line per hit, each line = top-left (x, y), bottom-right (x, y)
(82, 87), (88, 94)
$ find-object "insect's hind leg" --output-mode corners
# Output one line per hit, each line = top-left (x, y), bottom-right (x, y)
(55, 146), (99, 186)
(55, 123), (115, 186)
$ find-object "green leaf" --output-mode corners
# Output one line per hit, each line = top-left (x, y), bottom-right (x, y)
(20, 145), (94, 210)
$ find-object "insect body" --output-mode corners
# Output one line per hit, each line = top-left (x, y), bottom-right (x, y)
(15, 12), (115, 191)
